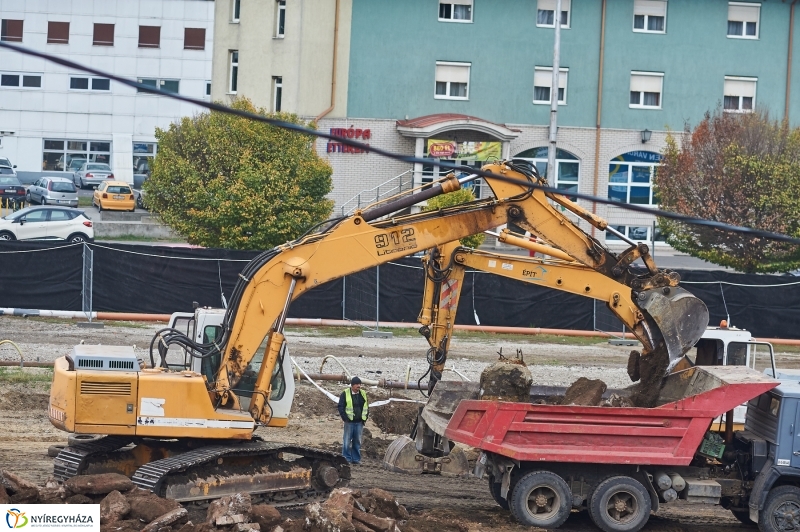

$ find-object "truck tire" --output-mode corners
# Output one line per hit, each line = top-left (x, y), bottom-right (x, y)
(759, 485), (800, 532)
(67, 434), (103, 446)
(588, 476), (651, 532)
(509, 470), (572, 528)
(488, 475), (510, 511)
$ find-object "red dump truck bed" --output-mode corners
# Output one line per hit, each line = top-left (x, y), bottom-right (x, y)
(443, 366), (778, 467)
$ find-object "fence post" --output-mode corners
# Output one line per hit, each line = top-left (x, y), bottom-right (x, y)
(82, 243), (93, 322)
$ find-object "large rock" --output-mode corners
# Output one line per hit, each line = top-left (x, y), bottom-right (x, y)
(351, 508), (396, 532)
(0, 485), (9, 505)
(100, 490), (130, 524)
(126, 488), (182, 523)
(141, 507), (188, 532)
(304, 502), (356, 532)
(561, 377), (607, 406)
(250, 504), (282, 530)
(323, 488), (356, 521)
(65, 473), (134, 495)
(38, 485), (67, 504)
(65, 494), (93, 504)
(2, 471), (39, 502)
(207, 492), (252, 527)
(479, 360), (532, 402)
(366, 488), (408, 520)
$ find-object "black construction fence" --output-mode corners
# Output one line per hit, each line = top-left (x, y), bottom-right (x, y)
(0, 241), (799, 339)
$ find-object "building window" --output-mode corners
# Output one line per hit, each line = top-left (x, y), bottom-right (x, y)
(93, 23), (114, 46)
(439, 0), (473, 22)
(47, 21), (69, 44)
(608, 150), (661, 206)
(633, 0), (666, 33)
(724, 76), (756, 112)
(728, 2), (759, 38)
(184, 28), (205, 50)
(133, 142), (157, 177)
(514, 147), (580, 200)
(42, 139), (111, 172)
(1, 19), (23, 42)
(275, 1), (286, 37)
(206, 81), (211, 96)
(0, 73), (41, 88)
(70, 77), (110, 91)
(630, 72), (663, 109)
(139, 26), (161, 48)
(606, 225), (664, 244)
(422, 142), (492, 199)
(232, 0), (241, 22)
(273, 77), (282, 112)
(137, 78), (179, 94)
(435, 62), (470, 100)
(537, 0), (570, 28)
(533, 67), (567, 105)
(229, 51), (239, 93)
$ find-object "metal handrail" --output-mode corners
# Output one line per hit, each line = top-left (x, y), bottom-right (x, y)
(340, 169), (413, 216)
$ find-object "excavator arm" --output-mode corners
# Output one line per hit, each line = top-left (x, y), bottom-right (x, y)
(187, 161), (706, 426)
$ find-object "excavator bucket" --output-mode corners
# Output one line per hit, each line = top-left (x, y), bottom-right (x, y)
(383, 381), (479, 476)
(638, 286), (709, 363)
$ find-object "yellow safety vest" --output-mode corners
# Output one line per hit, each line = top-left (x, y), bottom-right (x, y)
(344, 388), (368, 421)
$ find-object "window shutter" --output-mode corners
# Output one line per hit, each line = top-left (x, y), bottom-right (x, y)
(93, 23), (114, 45)
(633, 0), (667, 17)
(138, 25), (161, 48)
(728, 3), (759, 22)
(534, 68), (567, 88)
(439, 0), (473, 5)
(724, 78), (756, 97)
(184, 28), (206, 50)
(1, 19), (24, 42)
(47, 21), (70, 44)
(436, 63), (470, 83)
(631, 74), (662, 93)
(538, 0), (570, 11)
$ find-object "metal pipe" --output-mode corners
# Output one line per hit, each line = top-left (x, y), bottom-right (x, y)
(0, 360), (53, 368)
(360, 174), (477, 222)
(276, 278), (298, 333)
(605, 225), (636, 246)
(314, 0), (340, 122)
(787, 0), (798, 121)
(724, 409), (734, 443)
(591, 0), (607, 236)
(298, 372), (423, 390)
(546, 0), (563, 184)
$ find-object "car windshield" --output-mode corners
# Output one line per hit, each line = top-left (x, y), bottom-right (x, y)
(108, 186), (132, 194)
(51, 182), (76, 193)
(0, 167), (14, 175)
(88, 164), (111, 171)
(0, 177), (21, 186)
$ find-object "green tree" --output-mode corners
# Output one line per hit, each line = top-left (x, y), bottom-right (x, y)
(422, 187), (485, 248)
(655, 109), (800, 273)
(144, 98), (333, 249)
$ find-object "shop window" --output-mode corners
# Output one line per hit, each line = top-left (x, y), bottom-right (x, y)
(47, 21), (69, 44)
(608, 150), (661, 206)
(435, 62), (470, 100)
(724, 76), (756, 112)
(422, 138), (503, 200)
(513, 147), (580, 200)
(537, 0), (570, 28)
(93, 23), (114, 46)
(42, 139), (111, 172)
(533, 67), (567, 105)
(633, 0), (666, 33)
(184, 28), (206, 50)
(139, 25), (161, 48)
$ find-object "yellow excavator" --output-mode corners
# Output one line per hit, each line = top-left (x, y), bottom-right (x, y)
(47, 160), (708, 503)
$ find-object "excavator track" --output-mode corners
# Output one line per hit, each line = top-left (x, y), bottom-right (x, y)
(53, 436), (134, 480)
(54, 436), (350, 506)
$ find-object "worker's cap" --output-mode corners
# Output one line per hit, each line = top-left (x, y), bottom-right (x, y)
(350, 376), (362, 385)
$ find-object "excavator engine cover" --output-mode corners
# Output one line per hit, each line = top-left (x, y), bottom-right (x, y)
(637, 286), (709, 362)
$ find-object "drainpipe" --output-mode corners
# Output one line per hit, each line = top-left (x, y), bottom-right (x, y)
(314, 0), (340, 122)
(591, 0), (607, 238)
(787, 0), (798, 122)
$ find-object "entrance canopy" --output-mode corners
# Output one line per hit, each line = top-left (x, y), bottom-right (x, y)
(396, 113), (520, 141)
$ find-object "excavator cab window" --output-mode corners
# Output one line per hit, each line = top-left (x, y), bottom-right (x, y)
(233, 337), (287, 411)
(200, 325), (222, 383)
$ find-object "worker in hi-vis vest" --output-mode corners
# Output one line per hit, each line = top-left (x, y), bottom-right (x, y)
(337, 376), (369, 464)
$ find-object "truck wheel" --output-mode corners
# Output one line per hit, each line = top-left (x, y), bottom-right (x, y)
(488, 475), (510, 511)
(588, 476), (651, 532)
(760, 485), (800, 532)
(509, 470), (572, 528)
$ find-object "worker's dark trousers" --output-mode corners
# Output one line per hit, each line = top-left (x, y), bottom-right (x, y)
(342, 421), (364, 464)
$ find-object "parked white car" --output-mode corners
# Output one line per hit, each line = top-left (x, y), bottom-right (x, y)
(0, 206), (94, 243)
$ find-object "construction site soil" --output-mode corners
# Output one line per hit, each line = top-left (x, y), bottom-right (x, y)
(2, 316), (796, 531)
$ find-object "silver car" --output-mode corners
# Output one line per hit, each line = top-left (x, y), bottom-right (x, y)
(27, 176), (79, 207)
(74, 162), (114, 189)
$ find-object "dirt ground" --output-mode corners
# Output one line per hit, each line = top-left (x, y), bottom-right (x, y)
(0, 316), (787, 531)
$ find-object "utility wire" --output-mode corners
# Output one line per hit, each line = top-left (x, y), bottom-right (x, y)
(2, 40), (800, 245)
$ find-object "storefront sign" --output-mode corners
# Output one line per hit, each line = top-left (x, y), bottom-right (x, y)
(327, 128), (371, 154)
(426, 139), (502, 161)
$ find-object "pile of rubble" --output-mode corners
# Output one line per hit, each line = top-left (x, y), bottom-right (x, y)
(0, 470), (415, 532)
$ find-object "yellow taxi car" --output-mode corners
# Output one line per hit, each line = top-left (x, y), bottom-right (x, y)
(93, 181), (136, 212)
